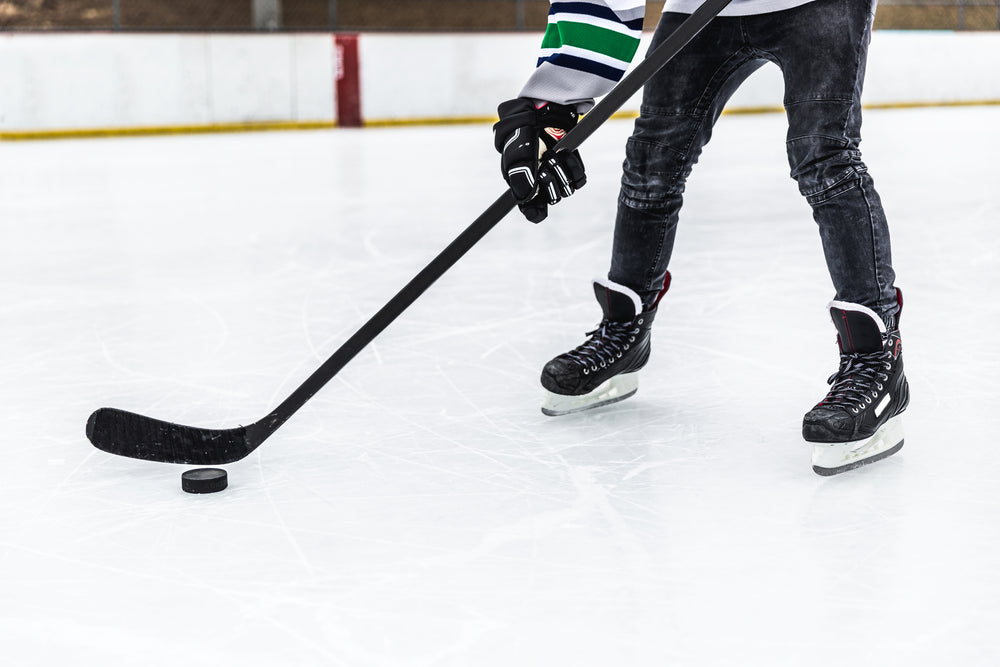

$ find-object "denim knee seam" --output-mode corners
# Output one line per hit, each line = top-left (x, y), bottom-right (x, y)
(803, 165), (868, 205)
(618, 190), (673, 211)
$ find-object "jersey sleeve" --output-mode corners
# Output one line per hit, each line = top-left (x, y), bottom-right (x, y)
(518, 1), (647, 113)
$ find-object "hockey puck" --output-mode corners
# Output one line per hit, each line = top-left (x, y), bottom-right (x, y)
(181, 468), (228, 494)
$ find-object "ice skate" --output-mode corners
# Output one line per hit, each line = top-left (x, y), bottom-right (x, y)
(540, 277), (664, 416)
(803, 290), (909, 476)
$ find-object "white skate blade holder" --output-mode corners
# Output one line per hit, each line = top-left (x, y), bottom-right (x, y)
(541, 373), (639, 416)
(811, 414), (904, 476)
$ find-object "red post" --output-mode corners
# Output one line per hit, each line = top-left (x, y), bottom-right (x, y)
(334, 33), (362, 128)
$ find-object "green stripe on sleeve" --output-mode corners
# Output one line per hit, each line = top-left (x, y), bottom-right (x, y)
(540, 21), (641, 63)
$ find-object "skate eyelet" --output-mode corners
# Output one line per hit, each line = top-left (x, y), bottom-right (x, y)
(591, 365), (598, 372)
(617, 352), (622, 358)
(583, 368), (589, 375)
(852, 408), (858, 414)
(638, 318), (644, 325)
(628, 337), (635, 343)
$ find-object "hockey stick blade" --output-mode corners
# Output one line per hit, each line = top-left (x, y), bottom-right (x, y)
(85, 0), (732, 465)
(87, 407), (260, 465)
(84, 189), (519, 465)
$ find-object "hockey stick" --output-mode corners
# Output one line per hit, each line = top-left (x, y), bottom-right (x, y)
(86, 0), (733, 465)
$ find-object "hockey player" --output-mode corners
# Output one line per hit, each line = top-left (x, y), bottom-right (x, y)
(493, 0), (909, 475)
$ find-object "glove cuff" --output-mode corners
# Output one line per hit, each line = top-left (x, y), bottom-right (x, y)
(493, 98), (579, 153)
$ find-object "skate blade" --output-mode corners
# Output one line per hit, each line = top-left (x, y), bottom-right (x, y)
(541, 373), (639, 417)
(811, 414), (904, 476)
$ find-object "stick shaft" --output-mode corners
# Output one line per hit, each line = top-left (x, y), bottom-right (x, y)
(251, 0), (732, 443)
(559, 0), (733, 154)
(255, 191), (517, 440)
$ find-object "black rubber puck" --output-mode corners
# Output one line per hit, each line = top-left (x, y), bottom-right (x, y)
(181, 468), (228, 494)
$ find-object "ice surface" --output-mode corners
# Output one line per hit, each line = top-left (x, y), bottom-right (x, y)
(1, 106), (999, 666)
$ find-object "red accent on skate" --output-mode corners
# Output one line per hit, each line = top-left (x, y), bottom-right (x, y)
(653, 271), (672, 308)
(841, 311), (856, 353)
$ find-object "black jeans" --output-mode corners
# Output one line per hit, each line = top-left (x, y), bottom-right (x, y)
(611, 0), (898, 319)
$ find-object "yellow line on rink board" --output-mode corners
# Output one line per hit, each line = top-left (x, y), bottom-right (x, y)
(0, 120), (337, 141)
(2, 99), (998, 140)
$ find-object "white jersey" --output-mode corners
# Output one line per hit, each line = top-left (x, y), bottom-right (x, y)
(662, 0), (818, 16)
(518, 0), (822, 110)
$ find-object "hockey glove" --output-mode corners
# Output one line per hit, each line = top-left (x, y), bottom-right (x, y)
(493, 98), (587, 223)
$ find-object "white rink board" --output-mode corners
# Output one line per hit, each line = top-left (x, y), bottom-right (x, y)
(0, 30), (999, 132)
(0, 33), (337, 131)
(359, 30), (1000, 120)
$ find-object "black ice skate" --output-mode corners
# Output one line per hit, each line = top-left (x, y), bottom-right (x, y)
(804, 290), (909, 476)
(540, 276), (666, 416)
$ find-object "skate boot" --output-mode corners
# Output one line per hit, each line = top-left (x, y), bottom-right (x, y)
(540, 276), (666, 416)
(804, 289), (909, 476)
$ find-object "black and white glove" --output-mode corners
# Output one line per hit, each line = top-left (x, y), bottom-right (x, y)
(493, 98), (587, 223)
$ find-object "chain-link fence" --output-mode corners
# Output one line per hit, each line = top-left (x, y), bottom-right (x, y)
(0, 0), (539, 30)
(876, 0), (1000, 28)
(1, 0), (998, 31)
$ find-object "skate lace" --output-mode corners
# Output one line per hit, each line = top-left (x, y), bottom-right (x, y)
(821, 350), (892, 414)
(564, 319), (641, 375)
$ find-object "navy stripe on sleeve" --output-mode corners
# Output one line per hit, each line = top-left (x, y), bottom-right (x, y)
(535, 53), (627, 82)
(549, 2), (645, 31)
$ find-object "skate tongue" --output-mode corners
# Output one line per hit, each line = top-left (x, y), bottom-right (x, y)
(829, 301), (886, 354)
(593, 278), (642, 322)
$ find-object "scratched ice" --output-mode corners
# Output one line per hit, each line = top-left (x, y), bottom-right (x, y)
(1, 106), (998, 666)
